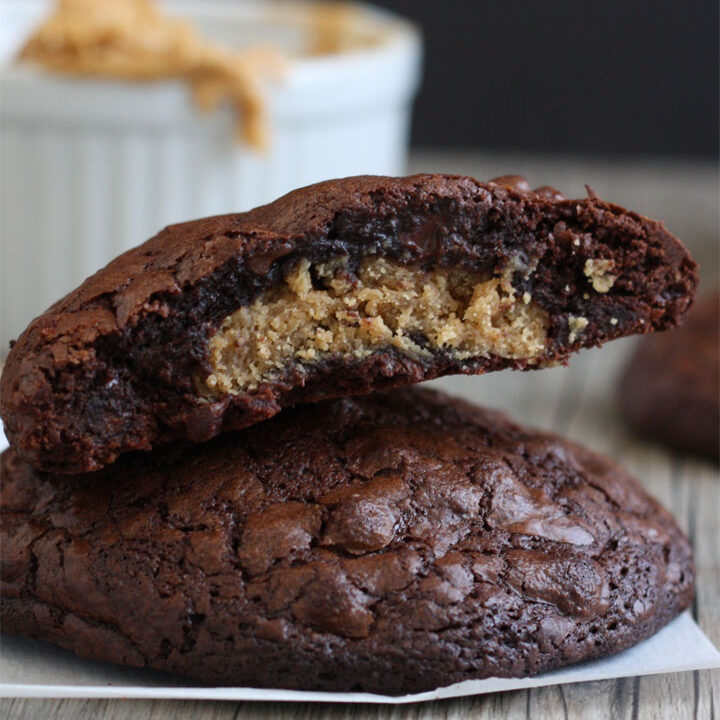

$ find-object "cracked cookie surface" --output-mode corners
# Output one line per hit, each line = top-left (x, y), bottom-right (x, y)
(0, 388), (694, 694)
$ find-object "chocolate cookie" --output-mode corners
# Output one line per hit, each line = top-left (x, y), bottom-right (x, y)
(620, 292), (719, 460)
(0, 388), (694, 694)
(1, 174), (697, 473)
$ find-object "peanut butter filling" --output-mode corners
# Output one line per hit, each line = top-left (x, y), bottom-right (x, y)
(17, 0), (379, 148)
(200, 256), (549, 396)
(18, 0), (285, 147)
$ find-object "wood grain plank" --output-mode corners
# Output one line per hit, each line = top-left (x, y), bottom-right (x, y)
(688, 454), (720, 719)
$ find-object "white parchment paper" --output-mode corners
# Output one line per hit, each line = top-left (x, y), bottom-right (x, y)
(1, 612), (718, 702)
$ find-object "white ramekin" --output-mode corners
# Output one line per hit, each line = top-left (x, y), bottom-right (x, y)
(0, 0), (421, 353)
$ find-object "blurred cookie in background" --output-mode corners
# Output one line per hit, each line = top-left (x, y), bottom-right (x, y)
(619, 291), (719, 461)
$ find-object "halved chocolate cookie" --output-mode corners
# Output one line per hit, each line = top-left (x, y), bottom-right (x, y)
(0, 389), (694, 694)
(1, 174), (697, 473)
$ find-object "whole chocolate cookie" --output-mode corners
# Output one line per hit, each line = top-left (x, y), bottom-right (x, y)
(0, 388), (694, 694)
(620, 292), (719, 460)
(1, 174), (697, 473)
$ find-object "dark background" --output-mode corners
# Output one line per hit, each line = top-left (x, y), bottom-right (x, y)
(377, 0), (719, 158)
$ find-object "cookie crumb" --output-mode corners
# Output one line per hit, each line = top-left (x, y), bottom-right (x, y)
(584, 259), (616, 293)
(568, 315), (589, 343)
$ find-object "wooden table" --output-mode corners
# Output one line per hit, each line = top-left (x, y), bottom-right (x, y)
(3, 153), (718, 720)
